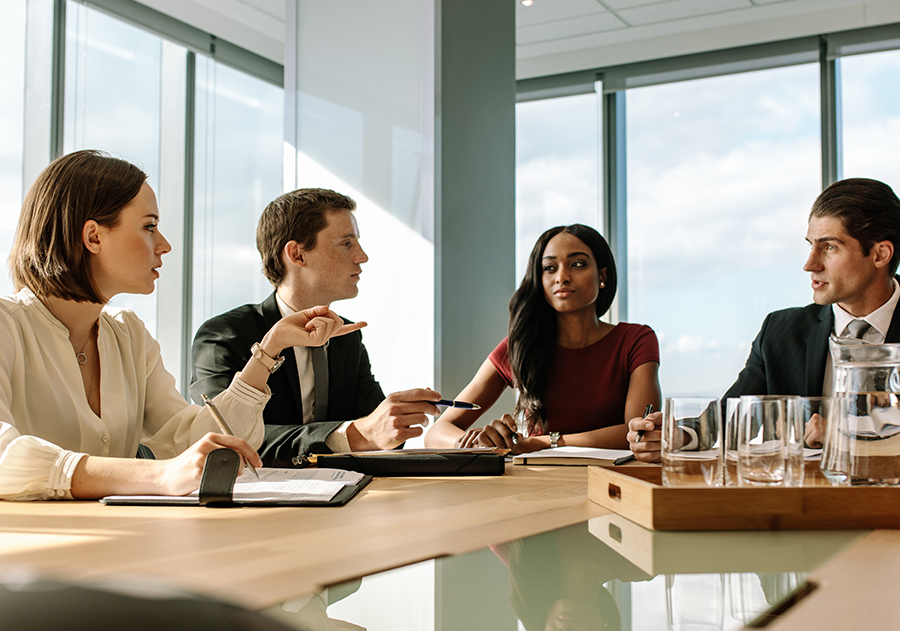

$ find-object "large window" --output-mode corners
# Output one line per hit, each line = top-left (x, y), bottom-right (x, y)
(64, 0), (165, 334)
(841, 48), (900, 191)
(0, 2), (27, 298)
(515, 91), (602, 283)
(3, 1), (283, 393)
(191, 57), (284, 334)
(625, 64), (820, 397)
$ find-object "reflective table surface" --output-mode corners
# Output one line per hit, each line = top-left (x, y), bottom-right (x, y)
(262, 516), (863, 631)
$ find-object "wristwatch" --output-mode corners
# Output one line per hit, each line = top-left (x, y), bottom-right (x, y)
(251, 342), (285, 374)
(550, 432), (560, 449)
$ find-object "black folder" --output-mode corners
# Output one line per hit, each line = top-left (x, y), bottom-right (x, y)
(302, 451), (506, 476)
(101, 449), (372, 507)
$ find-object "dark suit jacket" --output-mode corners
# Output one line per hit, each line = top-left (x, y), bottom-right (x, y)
(723, 297), (900, 399)
(190, 292), (385, 466)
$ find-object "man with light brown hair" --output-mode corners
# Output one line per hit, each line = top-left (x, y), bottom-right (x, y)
(191, 188), (440, 466)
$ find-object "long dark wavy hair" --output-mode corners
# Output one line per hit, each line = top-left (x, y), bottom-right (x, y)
(509, 224), (617, 433)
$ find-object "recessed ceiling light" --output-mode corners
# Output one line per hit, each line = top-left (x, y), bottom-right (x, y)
(522, 0), (534, 6)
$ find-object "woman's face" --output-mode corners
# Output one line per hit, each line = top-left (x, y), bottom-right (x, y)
(541, 232), (605, 315)
(89, 182), (171, 299)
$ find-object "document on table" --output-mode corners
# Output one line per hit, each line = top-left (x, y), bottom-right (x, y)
(101, 468), (367, 505)
(513, 446), (634, 466)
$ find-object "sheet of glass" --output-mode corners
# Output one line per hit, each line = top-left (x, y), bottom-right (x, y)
(190, 56), (283, 335)
(516, 90), (602, 285)
(262, 520), (862, 631)
(0, 1), (26, 298)
(64, 1), (162, 334)
(841, 49), (900, 193)
(626, 64), (820, 397)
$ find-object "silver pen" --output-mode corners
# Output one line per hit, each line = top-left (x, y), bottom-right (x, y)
(201, 394), (259, 479)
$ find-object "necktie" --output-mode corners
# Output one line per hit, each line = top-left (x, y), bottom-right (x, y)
(845, 319), (872, 340)
(311, 345), (329, 422)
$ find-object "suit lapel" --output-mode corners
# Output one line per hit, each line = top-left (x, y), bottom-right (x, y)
(260, 292), (305, 418)
(806, 305), (833, 396)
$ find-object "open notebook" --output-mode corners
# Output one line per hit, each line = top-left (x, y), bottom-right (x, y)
(512, 445), (634, 466)
(101, 467), (370, 507)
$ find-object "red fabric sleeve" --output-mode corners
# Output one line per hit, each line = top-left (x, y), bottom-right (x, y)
(487, 337), (515, 388)
(626, 325), (660, 373)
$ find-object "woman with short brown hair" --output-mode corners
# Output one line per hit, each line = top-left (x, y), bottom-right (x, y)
(1, 150), (360, 500)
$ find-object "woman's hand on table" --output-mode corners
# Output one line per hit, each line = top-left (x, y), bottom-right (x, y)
(455, 427), (484, 448)
(158, 433), (262, 496)
(473, 414), (520, 451)
(627, 410), (662, 463)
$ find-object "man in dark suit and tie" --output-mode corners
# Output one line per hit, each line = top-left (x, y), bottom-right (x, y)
(628, 178), (900, 461)
(190, 188), (440, 466)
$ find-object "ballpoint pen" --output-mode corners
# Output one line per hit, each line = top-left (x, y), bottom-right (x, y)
(614, 403), (655, 465)
(635, 403), (654, 443)
(436, 399), (481, 410)
(202, 394), (259, 479)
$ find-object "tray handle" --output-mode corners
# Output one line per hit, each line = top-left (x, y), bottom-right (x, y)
(608, 482), (622, 501)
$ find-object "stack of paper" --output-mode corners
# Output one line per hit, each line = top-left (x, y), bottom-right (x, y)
(512, 446), (634, 466)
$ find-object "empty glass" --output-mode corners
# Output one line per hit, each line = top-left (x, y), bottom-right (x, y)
(723, 398), (741, 486)
(666, 573), (724, 631)
(661, 397), (723, 487)
(737, 396), (800, 486)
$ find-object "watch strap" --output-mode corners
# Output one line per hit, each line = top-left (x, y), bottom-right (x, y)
(251, 342), (284, 374)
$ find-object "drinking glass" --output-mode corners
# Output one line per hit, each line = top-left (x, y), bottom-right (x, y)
(666, 573), (724, 631)
(820, 396), (851, 485)
(737, 396), (793, 486)
(723, 398), (740, 486)
(727, 573), (768, 626)
(782, 397), (808, 486)
(661, 397), (723, 487)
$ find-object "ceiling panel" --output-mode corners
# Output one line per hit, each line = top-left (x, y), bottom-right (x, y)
(238, 0), (285, 20)
(600, 0), (684, 9)
(516, 0), (611, 26)
(518, 12), (627, 44)
(616, 0), (753, 26)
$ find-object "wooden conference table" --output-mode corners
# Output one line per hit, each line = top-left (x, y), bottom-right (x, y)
(0, 464), (897, 629)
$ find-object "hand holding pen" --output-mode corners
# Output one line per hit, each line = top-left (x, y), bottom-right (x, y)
(635, 404), (654, 443)
(627, 404), (664, 463)
(202, 394), (260, 479)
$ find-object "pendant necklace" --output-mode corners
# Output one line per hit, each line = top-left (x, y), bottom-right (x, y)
(73, 323), (98, 366)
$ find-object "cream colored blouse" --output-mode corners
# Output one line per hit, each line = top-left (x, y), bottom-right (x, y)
(0, 288), (269, 500)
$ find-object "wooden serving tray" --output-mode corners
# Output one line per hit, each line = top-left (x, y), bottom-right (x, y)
(588, 466), (900, 531)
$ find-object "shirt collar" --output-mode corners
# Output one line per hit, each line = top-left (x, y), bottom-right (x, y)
(832, 277), (900, 340)
(274, 291), (295, 318)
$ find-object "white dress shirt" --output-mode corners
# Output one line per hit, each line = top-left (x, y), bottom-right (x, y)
(822, 277), (900, 395)
(274, 294), (353, 452)
(0, 288), (269, 500)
